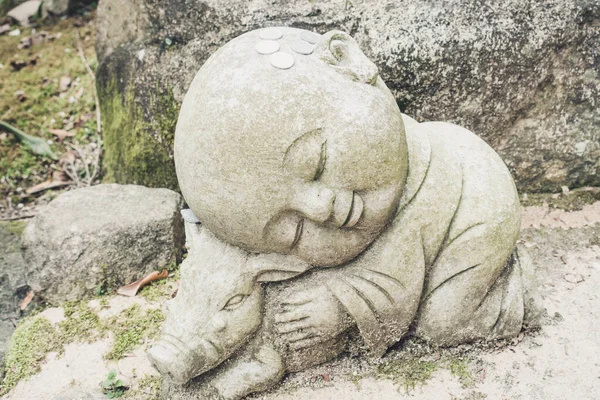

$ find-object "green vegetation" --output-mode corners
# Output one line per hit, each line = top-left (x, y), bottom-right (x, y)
(123, 375), (162, 400)
(4, 220), (28, 236)
(0, 15), (98, 206)
(59, 301), (104, 342)
(1, 300), (164, 394)
(0, 316), (62, 395)
(98, 79), (179, 190)
(447, 357), (475, 388)
(377, 358), (437, 392)
(101, 369), (128, 399)
(104, 305), (165, 360)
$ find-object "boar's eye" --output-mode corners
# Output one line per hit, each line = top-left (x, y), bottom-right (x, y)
(223, 294), (247, 311)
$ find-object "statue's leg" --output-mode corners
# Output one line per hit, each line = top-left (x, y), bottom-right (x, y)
(415, 223), (536, 346)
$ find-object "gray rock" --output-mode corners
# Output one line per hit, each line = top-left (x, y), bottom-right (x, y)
(6, 0), (40, 26)
(0, 221), (28, 320)
(42, 0), (69, 16)
(21, 184), (185, 304)
(95, 0), (599, 193)
(0, 320), (15, 378)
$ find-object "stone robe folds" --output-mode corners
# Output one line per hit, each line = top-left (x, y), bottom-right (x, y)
(324, 115), (526, 354)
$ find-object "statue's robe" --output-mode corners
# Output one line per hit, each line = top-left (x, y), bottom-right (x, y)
(325, 115), (529, 355)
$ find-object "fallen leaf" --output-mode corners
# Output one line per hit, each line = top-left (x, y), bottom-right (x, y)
(117, 270), (169, 297)
(25, 179), (71, 195)
(17, 37), (31, 49)
(0, 120), (58, 159)
(10, 60), (27, 71)
(19, 290), (34, 310)
(48, 128), (74, 142)
(52, 170), (69, 182)
(59, 149), (76, 164)
(30, 34), (44, 46)
(74, 87), (84, 99)
(14, 89), (27, 102)
(73, 112), (93, 128)
(59, 75), (71, 92)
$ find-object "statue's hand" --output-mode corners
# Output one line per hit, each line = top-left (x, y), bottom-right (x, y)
(274, 285), (351, 350)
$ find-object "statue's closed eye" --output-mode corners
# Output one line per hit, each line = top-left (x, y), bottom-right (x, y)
(283, 128), (327, 181)
(223, 294), (247, 311)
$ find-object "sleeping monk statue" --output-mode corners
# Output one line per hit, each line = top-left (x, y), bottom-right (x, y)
(147, 27), (541, 399)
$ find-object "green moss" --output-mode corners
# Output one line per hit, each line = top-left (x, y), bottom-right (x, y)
(123, 375), (162, 400)
(447, 358), (475, 388)
(4, 220), (27, 237)
(377, 358), (437, 392)
(98, 78), (179, 190)
(0, 316), (62, 395)
(104, 305), (165, 360)
(58, 301), (105, 342)
(0, 297), (166, 395)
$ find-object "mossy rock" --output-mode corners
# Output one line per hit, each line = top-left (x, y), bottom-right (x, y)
(96, 45), (180, 190)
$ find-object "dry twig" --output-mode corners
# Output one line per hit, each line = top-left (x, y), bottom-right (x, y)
(76, 30), (102, 185)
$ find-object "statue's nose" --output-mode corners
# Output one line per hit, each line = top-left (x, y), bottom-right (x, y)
(147, 338), (204, 384)
(292, 184), (335, 223)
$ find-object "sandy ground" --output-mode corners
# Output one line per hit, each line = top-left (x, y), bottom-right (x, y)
(3, 203), (600, 400)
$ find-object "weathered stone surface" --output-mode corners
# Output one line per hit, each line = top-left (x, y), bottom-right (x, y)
(21, 184), (185, 304)
(41, 0), (69, 16)
(95, 0), (599, 192)
(0, 221), (28, 320)
(147, 27), (537, 399)
(0, 220), (29, 379)
(6, 0), (40, 26)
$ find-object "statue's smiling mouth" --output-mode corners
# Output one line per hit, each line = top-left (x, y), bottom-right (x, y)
(340, 192), (363, 228)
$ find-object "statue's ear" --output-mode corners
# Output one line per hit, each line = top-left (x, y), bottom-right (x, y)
(249, 253), (313, 283)
(314, 30), (379, 85)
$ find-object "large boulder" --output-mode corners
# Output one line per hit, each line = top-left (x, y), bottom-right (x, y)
(95, 0), (599, 192)
(21, 184), (185, 304)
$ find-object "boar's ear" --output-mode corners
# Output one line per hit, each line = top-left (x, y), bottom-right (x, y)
(180, 209), (204, 251)
(314, 30), (379, 85)
(249, 253), (314, 283)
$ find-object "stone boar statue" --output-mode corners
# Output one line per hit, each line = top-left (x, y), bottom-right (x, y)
(148, 27), (541, 399)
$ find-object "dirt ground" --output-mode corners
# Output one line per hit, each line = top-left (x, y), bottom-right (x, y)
(2, 202), (599, 400)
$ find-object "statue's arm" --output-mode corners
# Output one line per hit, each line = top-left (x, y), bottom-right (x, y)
(325, 218), (427, 356)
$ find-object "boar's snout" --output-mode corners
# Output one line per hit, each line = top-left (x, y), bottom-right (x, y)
(148, 335), (206, 384)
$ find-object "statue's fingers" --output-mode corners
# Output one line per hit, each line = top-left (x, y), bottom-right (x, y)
(274, 309), (308, 323)
(281, 291), (312, 306)
(282, 329), (316, 343)
(289, 336), (322, 351)
(274, 319), (311, 334)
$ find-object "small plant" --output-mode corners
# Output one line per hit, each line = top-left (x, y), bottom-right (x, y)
(378, 358), (437, 393)
(101, 370), (128, 399)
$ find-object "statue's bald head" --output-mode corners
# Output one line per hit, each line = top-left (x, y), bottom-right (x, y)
(175, 27), (407, 262)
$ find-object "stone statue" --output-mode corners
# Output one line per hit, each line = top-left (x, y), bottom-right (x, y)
(147, 27), (540, 399)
